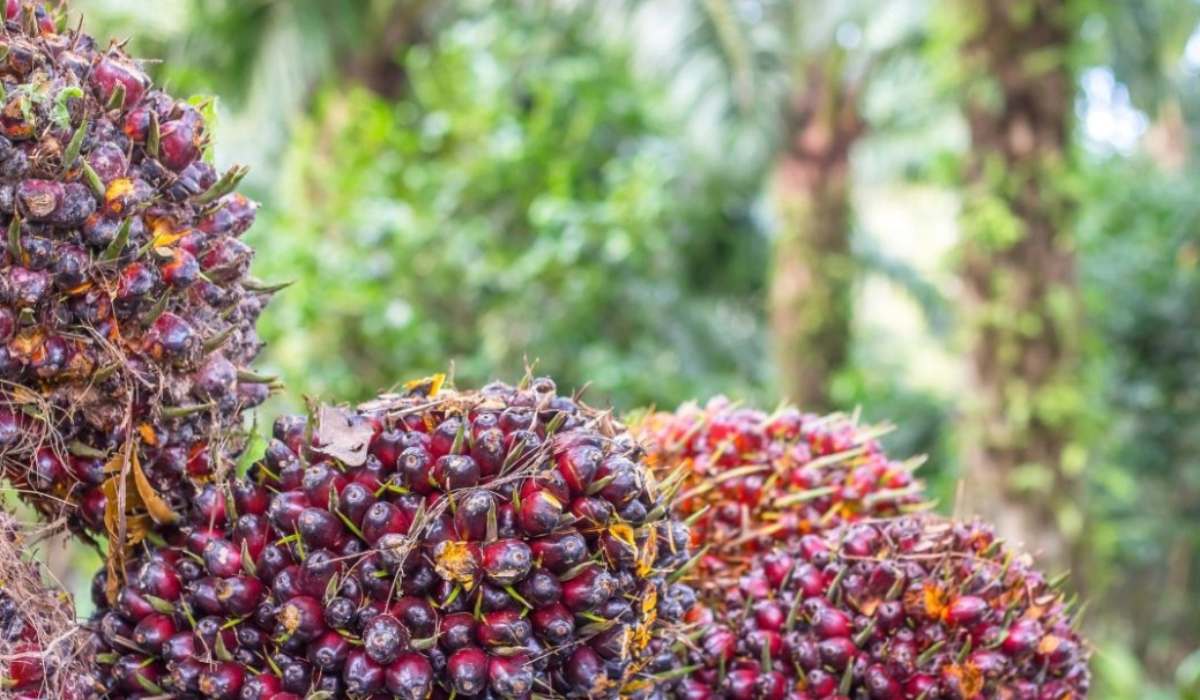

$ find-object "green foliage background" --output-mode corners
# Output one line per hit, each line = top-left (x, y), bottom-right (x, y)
(57, 0), (1200, 696)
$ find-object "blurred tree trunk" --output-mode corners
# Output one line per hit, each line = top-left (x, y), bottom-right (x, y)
(769, 60), (865, 409)
(348, 0), (433, 98)
(956, 0), (1081, 570)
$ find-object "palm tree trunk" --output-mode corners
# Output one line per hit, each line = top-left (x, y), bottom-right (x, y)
(957, 0), (1080, 570)
(769, 60), (864, 409)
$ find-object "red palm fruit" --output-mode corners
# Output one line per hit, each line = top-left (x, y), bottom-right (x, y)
(191, 484), (227, 526)
(215, 575), (264, 616)
(391, 597), (437, 639)
(198, 661), (243, 699)
(308, 630), (351, 672)
(362, 501), (412, 545)
(363, 614), (411, 665)
(633, 398), (926, 568)
(680, 515), (1090, 699)
(386, 652), (434, 700)
(296, 507), (345, 550)
(267, 490), (309, 533)
(343, 649), (386, 694)
(136, 559), (182, 601)
(432, 454), (480, 490)
(489, 654), (534, 697)
(481, 539), (533, 585)
(447, 646), (489, 696)
(571, 496), (614, 531)
(161, 631), (196, 663)
(471, 427), (506, 476)
(275, 596), (326, 643)
(532, 603), (575, 645)
(239, 672), (283, 700)
(441, 612), (477, 651)
(518, 488), (564, 536)
(530, 531), (588, 574)
(556, 442), (602, 495)
(117, 587), (155, 621)
(202, 538), (242, 578)
(454, 489), (496, 541)
(338, 482), (376, 526)
(564, 646), (606, 696)
(113, 654), (164, 693)
(398, 445), (435, 495)
(518, 567), (562, 607)
(301, 462), (348, 508)
(132, 612), (176, 654)
(430, 416), (464, 458)
(188, 577), (222, 615)
(477, 609), (532, 648)
(232, 513), (269, 562)
(562, 566), (616, 612)
(296, 549), (339, 598)
(322, 596), (356, 630)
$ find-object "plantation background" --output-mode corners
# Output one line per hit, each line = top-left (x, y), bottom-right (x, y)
(32, 0), (1200, 696)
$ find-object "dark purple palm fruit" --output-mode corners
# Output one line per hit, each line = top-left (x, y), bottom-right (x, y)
(0, 2), (280, 536)
(87, 376), (696, 698)
(678, 515), (1091, 699)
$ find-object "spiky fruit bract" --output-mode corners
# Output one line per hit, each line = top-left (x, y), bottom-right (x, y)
(89, 376), (694, 698)
(635, 397), (925, 564)
(680, 516), (1090, 699)
(0, 2), (275, 530)
(0, 515), (99, 699)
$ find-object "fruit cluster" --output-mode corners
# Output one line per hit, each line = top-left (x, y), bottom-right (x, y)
(87, 379), (694, 699)
(679, 516), (1090, 699)
(0, 4), (1091, 699)
(0, 0), (273, 530)
(636, 398), (925, 564)
(0, 515), (98, 700)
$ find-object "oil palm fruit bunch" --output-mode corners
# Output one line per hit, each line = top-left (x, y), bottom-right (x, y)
(87, 376), (695, 699)
(634, 397), (925, 565)
(0, 514), (101, 699)
(678, 515), (1090, 699)
(0, 1), (276, 531)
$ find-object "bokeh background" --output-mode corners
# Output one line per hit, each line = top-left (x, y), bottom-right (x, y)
(36, 0), (1200, 696)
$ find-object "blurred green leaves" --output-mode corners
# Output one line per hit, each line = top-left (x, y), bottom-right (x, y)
(250, 4), (765, 411)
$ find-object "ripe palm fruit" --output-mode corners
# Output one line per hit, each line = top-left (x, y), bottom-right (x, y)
(0, 3), (276, 529)
(88, 377), (695, 698)
(0, 515), (100, 699)
(634, 397), (925, 565)
(679, 515), (1090, 699)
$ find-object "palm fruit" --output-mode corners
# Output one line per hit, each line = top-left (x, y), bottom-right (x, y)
(678, 515), (1090, 699)
(0, 515), (101, 699)
(87, 376), (695, 698)
(0, 2), (275, 530)
(634, 397), (924, 565)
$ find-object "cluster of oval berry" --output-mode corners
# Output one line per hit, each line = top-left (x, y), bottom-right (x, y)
(671, 517), (1089, 699)
(636, 398), (925, 566)
(635, 401), (1089, 699)
(85, 380), (694, 699)
(0, 0), (273, 529)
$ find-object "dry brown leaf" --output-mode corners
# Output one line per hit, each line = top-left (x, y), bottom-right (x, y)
(130, 449), (178, 525)
(313, 404), (374, 467)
